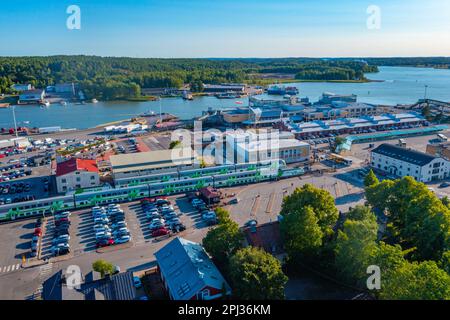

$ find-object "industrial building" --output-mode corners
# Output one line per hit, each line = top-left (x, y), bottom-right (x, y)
(232, 94), (378, 127)
(370, 143), (450, 182)
(110, 148), (198, 180)
(203, 83), (245, 93)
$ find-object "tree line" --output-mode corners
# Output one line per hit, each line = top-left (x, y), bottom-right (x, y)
(0, 56), (378, 100)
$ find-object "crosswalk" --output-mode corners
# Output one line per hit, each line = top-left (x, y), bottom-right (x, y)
(0, 263), (21, 274)
(38, 263), (53, 280)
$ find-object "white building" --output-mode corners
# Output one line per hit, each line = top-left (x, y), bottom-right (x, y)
(11, 84), (32, 92)
(56, 158), (100, 193)
(19, 89), (45, 104)
(370, 143), (450, 182)
(205, 130), (309, 165)
(236, 138), (310, 164)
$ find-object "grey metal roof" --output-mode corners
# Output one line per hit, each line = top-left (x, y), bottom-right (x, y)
(155, 237), (231, 300)
(372, 143), (437, 166)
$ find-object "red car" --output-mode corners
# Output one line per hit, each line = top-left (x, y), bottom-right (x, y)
(33, 228), (42, 237)
(96, 238), (115, 248)
(151, 227), (169, 237)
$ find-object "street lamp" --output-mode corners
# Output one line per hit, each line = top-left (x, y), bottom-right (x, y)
(11, 105), (18, 138)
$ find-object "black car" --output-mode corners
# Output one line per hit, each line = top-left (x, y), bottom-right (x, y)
(55, 220), (71, 227)
(54, 228), (69, 235)
(53, 247), (70, 256)
(171, 223), (186, 232)
(35, 219), (42, 228)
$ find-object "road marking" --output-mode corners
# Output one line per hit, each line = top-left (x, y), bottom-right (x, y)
(266, 192), (275, 214)
(38, 263), (53, 279)
(0, 263), (21, 273)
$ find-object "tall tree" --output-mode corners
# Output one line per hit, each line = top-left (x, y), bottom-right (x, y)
(229, 247), (288, 300)
(281, 184), (338, 237)
(379, 260), (450, 300)
(334, 214), (378, 285)
(280, 206), (323, 260)
(364, 169), (379, 188)
(202, 220), (243, 269)
(92, 260), (115, 278)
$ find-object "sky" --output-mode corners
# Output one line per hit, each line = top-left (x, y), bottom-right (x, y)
(0, 0), (450, 58)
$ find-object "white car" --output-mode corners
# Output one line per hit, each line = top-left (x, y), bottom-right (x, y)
(149, 221), (165, 230)
(115, 235), (131, 244)
(94, 217), (109, 224)
(94, 225), (111, 232)
(111, 221), (127, 229)
(95, 231), (112, 239)
(112, 227), (129, 236)
(53, 235), (70, 242)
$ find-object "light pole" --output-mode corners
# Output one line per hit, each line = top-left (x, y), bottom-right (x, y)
(11, 105), (18, 138)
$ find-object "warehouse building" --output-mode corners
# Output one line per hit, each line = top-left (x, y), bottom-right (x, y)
(110, 148), (198, 180)
(370, 143), (450, 182)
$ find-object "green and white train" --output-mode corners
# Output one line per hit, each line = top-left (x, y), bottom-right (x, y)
(0, 160), (304, 221)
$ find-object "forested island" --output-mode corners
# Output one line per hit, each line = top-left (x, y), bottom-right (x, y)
(0, 56), (449, 101)
(0, 56), (377, 100)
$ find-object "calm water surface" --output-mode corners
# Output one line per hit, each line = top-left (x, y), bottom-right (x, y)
(1, 66), (450, 129)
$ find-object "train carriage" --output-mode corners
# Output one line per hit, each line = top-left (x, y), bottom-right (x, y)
(0, 195), (75, 221)
(115, 171), (179, 187)
(149, 176), (214, 196)
(74, 185), (149, 207)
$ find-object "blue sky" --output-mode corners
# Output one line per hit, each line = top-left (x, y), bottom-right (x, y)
(1, 0), (449, 57)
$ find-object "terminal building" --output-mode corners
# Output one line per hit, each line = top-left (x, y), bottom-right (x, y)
(279, 112), (426, 139)
(370, 143), (450, 182)
(110, 148), (198, 180)
(202, 130), (310, 165)
(225, 94), (379, 127)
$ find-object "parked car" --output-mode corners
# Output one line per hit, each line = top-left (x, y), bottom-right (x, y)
(151, 227), (169, 237)
(133, 276), (142, 289)
(96, 238), (115, 248)
(33, 228), (42, 237)
(115, 235), (131, 244)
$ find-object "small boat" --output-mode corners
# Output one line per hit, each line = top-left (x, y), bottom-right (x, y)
(92, 98), (98, 103)
(182, 91), (194, 100)
(23, 121), (30, 124)
(41, 100), (50, 107)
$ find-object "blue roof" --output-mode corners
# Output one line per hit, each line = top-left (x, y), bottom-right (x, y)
(155, 237), (231, 300)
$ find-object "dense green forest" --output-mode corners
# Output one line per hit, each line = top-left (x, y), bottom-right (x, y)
(0, 56), (377, 100)
(363, 57), (450, 68)
(2, 56), (448, 101)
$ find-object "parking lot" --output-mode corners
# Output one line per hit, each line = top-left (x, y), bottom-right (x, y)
(139, 133), (171, 151)
(0, 175), (51, 205)
(223, 173), (365, 226)
(0, 220), (37, 275)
